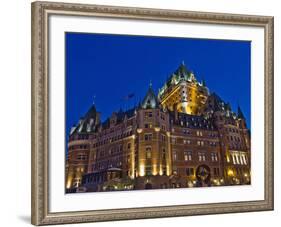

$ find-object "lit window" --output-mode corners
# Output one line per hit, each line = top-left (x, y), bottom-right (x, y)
(77, 154), (87, 160)
(196, 131), (202, 136)
(243, 154), (247, 165)
(184, 151), (192, 161)
(232, 154), (236, 164)
(198, 152), (206, 161)
(211, 152), (218, 161)
(146, 147), (152, 159)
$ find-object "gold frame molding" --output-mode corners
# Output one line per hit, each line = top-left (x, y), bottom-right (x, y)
(31, 1), (274, 225)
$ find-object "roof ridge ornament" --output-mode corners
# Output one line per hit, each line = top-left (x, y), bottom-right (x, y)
(149, 80), (152, 88)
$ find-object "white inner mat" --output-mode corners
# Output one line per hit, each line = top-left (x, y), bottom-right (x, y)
(49, 14), (264, 212)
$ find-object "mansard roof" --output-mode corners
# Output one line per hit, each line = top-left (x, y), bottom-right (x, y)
(208, 92), (229, 112)
(141, 84), (159, 109)
(101, 107), (136, 129)
(170, 111), (217, 130)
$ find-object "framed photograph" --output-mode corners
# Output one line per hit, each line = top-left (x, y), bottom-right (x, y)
(31, 1), (274, 225)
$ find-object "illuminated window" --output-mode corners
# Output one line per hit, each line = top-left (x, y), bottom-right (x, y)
(198, 152), (206, 161)
(184, 151), (192, 161)
(77, 154), (87, 160)
(235, 154), (240, 164)
(243, 154), (247, 165)
(211, 152), (218, 161)
(196, 131), (203, 136)
(146, 147), (152, 159)
(232, 154), (236, 164)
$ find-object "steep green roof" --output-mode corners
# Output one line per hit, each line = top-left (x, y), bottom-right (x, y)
(141, 84), (158, 109)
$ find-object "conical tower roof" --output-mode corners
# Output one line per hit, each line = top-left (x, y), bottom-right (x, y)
(237, 105), (245, 119)
(141, 83), (158, 109)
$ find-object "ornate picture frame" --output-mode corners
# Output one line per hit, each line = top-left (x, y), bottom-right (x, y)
(31, 1), (274, 225)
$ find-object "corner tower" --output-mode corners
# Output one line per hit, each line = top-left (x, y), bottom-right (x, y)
(158, 62), (209, 115)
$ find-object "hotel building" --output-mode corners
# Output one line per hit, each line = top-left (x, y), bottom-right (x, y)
(66, 62), (251, 192)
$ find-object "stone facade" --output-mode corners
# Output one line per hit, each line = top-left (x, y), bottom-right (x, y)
(66, 63), (251, 193)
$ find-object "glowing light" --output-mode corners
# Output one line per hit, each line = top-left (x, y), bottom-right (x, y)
(137, 129), (143, 133)
(244, 173), (248, 177)
(66, 181), (71, 189)
(152, 164), (157, 175)
(226, 155), (230, 163)
(227, 169), (234, 176)
(188, 181), (194, 187)
(139, 164), (145, 177)
(159, 165), (163, 175)
(154, 127), (160, 132)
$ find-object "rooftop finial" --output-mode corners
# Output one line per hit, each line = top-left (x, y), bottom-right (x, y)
(149, 80), (152, 88)
(182, 60), (185, 65)
(93, 95), (96, 104)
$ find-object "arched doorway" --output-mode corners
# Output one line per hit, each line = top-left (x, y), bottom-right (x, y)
(196, 164), (211, 186)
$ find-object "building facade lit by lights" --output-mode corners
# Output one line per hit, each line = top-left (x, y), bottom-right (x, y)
(66, 62), (251, 193)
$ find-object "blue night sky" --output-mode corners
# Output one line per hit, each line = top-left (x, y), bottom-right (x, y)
(66, 32), (251, 136)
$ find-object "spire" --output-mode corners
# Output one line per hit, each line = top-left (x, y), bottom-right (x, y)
(237, 105), (245, 119)
(149, 80), (152, 88)
(202, 77), (206, 87)
(141, 84), (158, 109)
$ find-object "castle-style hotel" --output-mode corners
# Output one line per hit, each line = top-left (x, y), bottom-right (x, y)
(66, 62), (251, 193)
